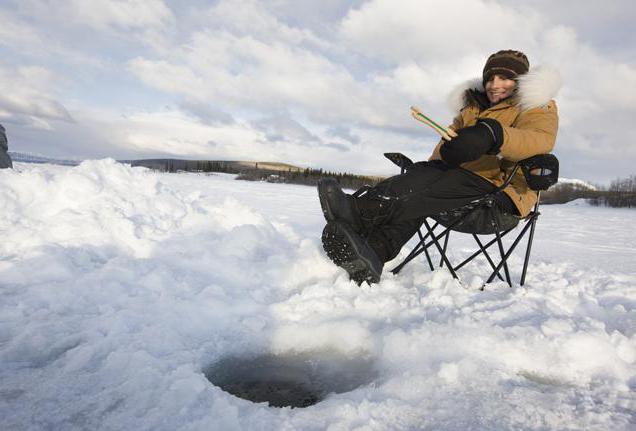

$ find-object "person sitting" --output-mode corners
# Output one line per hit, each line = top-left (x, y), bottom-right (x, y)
(0, 123), (13, 169)
(318, 50), (561, 285)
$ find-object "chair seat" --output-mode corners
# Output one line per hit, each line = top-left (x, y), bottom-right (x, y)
(433, 206), (520, 235)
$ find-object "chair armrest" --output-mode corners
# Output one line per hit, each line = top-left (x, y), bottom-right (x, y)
(384, 153), (414, 170)
(497, 154), (559, 192)
(519, 154), (559, 191)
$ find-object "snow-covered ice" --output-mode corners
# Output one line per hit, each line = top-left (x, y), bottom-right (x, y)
(1, 160), (635, 430)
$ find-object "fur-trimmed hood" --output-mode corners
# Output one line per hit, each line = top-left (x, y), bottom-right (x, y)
(448, 65), (562, 113)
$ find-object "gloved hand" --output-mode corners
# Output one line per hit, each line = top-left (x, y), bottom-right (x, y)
(440, 118), (503, 167)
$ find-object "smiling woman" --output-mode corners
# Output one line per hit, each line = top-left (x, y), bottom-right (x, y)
(317, 49), (561, 285)
(482, 50), (530, 105)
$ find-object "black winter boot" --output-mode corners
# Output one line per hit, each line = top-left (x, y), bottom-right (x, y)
(321, 221), (383, 285)
(317, 179), (362, 231)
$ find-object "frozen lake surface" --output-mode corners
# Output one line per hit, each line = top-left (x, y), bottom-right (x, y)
(1, 160), (635, 430)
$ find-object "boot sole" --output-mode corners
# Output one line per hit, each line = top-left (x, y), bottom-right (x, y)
(322, 221), (382, 285)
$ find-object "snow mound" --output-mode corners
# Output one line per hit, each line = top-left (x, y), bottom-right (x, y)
(563, 198), (592, 206)
(559, 177), (597, 190)
(1, 162), (635, 430)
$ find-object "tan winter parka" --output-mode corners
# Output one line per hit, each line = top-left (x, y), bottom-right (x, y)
(429, 66), (561, 217)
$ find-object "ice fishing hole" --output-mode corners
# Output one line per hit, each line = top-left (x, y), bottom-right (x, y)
(204, 352), (377, 408)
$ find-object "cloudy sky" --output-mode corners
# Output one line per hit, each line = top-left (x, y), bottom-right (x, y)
(1, 0), (635, 183)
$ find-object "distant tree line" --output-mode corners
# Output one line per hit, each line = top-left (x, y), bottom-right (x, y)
(237, 167), (381, 190)
(128, 158), (381, 190)
(588, 175), (636, 208)
(541, 174), (636, 208)
(540, 182), (599, 205)
(128, 159), (243, 174)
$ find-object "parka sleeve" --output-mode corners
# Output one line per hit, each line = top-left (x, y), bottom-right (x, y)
(428, 112), (465, 161)
(497, 100), (559, 161)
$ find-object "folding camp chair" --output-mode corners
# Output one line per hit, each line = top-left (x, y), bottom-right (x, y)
(382, 152), (559, 287)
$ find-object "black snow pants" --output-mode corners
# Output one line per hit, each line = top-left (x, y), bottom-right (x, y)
(352, 160), (517, 263)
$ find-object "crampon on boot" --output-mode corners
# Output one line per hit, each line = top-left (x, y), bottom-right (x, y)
(321, 221), (382, 285)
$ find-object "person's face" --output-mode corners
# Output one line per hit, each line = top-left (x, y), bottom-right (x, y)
(485, 74), (517, 104)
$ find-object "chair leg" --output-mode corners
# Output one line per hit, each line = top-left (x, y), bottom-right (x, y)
(391, 222), (438, 274)
(390, 244), (421, 275)
(417, 229), (435, 271)
(520, 214), (539, 286)
(485, 218), (535, 285)
(391, 209), (477, 279)
(489, 207), (512, 287)
(424, 219), (459, 279)
(454, 228), (515, 273)
(440, 231), (450, 268)
(493, 225), (513, 287)
(391, 223), (438, 274)
(471, 234), (505, 282)
(423, 246), (434, 271)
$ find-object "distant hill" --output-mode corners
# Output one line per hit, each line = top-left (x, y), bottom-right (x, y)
(541, 177), (599, 204)
(117, 158), (382, 190)
(122, 158), (306, 174)
(9, 151), (81, 166)
(236, 161), (305, 172)
(558, 178), (598, 191)
(9, 153), (307, 173)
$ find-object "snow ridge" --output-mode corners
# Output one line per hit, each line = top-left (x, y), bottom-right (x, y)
(559, 177), (597, 190)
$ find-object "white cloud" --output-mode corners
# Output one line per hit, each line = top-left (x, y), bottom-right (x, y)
(15, 0), (174, 32)
(0, 65), (73, 129)
(255, 115), (320, 145)
(0, 9), (42, 49)
(121, 110), (251, 157)
(127, 58), (205, 98)
(534, 24), (636, 169)
(69, 0), (174, 31)
(3, 0), (176, 57)
(127, 27), (392, 128)
(339, 0), (543, 64)
(195, 0), (327, 49)
(178, 99), (235, 126)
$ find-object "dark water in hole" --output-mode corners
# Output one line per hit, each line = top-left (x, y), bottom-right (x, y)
(204, 352), (377, 408)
